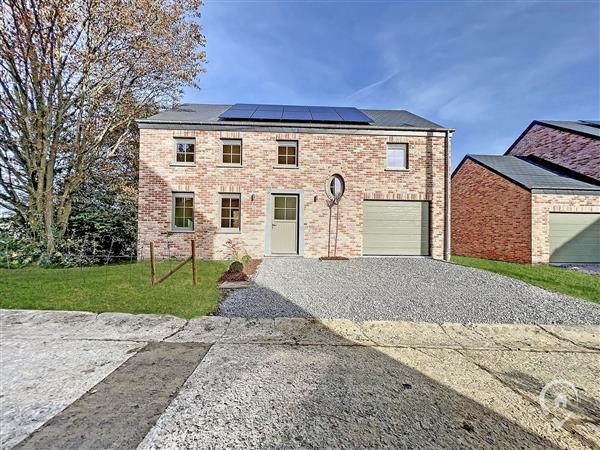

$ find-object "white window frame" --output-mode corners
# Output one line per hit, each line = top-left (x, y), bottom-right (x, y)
(173, 138), (196, 165)
(386, 143), (408, 170)
(172, 192), (194, 232)
(275, 140), (298, 167)
(221, 139), (243, 167)
(219, 193), (241, 232)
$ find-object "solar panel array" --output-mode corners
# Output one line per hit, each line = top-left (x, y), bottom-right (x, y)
(219, 104), (374, 124)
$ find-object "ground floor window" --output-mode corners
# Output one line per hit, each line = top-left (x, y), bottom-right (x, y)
(172, 192), (194, 231)
(220, 193), (241, 230)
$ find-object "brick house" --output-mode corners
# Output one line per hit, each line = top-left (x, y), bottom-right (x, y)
(137, 104), (453, 260)
(452, 120), (600, 264)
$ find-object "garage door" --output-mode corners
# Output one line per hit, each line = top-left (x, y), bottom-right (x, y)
(363, 201), (430, 256)
(549, 213), (600, 263)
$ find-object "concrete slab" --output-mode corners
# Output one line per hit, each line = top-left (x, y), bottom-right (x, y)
(0, 338), (140, 448)
(359, 321), (462, 348)
(64, 312), (186, 342)
(444, 323), (586, 351)
(138, 343), (590, 449)
(0, 310), (97, 340)
(539, 324), (600, 351)
(458, 349), (600, 446)
(2, 310), (599, 449)
(165, 316), (230, 343)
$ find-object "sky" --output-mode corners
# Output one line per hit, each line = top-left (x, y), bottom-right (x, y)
(184, 0), (600, 168)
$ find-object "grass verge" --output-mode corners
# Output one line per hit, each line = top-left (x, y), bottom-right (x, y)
(0, 260), (229, 319)
(451, 256), (600, 305)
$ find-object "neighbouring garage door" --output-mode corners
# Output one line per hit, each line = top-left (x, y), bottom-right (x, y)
(549, 213), (600, 263)
(363, 200), (430, 256)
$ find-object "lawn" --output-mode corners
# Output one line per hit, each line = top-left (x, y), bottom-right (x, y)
(0, 260), (229, 319)
(452, 256), (600, 304)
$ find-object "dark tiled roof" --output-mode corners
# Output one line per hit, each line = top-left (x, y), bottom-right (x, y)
(464, 155), (600, 193)
(536, 120), (600, 138)
(137, 103), (448, 130)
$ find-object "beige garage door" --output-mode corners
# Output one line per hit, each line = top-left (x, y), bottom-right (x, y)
(363, 201), (430, 256)
(549, 213), (600, 263)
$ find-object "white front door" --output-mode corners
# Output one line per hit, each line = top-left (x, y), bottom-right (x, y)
(271, 195), (298, 254)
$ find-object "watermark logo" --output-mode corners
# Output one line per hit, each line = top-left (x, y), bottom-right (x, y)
(539, 379), (579, 430)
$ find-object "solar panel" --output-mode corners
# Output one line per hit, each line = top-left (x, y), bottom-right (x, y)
(251, 109), (283, 120)
(282, 111), (312, 121)
(257, 105), (283, 111)
(219, 109), (254, 119)
(219, 104), (373, 124)
(284, 105), (310, 112)
(311, 111), (342, 121)
(335, 107), (374, 123)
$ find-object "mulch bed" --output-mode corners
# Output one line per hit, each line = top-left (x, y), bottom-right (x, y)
(219, 271), (248, 282)
(319, 256), (350, 261)
(218, 259), (262, 283)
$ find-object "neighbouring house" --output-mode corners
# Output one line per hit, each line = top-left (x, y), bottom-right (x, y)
(136, 104), (453, 260)
(452, 120), (600, 264)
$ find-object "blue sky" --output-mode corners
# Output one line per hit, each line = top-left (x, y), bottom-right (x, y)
(185, 0), (599, 168)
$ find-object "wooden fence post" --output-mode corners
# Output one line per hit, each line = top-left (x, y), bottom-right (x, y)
(150, 242), (156, 285)
(191, 239), (197, 286)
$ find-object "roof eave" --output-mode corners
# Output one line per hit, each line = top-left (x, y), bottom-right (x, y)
(135, 119), (454, 133)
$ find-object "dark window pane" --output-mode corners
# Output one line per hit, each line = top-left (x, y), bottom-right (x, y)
(286, 209), (296, 221)
(230, 198), (240, 207)
(274, 197), (285, 208)
(221, 208), (229, 219)
(278, 147), (286, 156)
(175, 198), (184, 207)
(187, 144), (195, 153)
(223, 154), (232, 164)
(175, 218), (184, 227)
(286, 197), (297, 209)
(184, 207), (193, 218)
(185, 153), (194, 162)
(274, 208), (285, 220)
(222, 198), (231, 208)
(185, 198), (193, 207)
(278, 155), (287, 165)
(288, 155), (296, 164)
(176, 153), (185, 162)
(221, 219), (230, 228)
(232, 145), (241, 154)
(231, 154), (241, 164)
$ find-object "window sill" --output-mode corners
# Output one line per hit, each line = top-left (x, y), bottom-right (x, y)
(273, 165), (299, 169)
(170, 163), (196, 167)
(217, 164), (244, 168)
(169, 229), (195, 234)
(385, 168), (409, 172)
(216, 229), (241, 234)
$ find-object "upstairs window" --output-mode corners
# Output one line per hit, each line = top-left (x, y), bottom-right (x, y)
(172, 192), (194, 231)
(175, 138), (195, 164)
(277, 141), (298, 166)
(222, 139), (242, 166)
(387, 143), (408, 170)
(220, 194), (241, 230)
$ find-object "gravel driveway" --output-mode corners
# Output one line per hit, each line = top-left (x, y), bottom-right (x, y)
(219, 258), (600, 324)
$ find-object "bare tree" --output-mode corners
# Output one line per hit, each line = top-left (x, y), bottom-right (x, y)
(0, 0), (206, 256)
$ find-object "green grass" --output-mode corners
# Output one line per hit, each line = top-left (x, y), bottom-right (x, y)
(452, 256), (600, 304)
(0, 260), (229, 319)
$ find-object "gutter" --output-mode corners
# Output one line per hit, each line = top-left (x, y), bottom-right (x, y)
(135, 118), (455, 134)
(444, 130), (452, 261)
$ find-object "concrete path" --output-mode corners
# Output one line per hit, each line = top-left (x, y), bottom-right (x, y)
(219, 258), (600, 324)
(1, 310), (599, 449)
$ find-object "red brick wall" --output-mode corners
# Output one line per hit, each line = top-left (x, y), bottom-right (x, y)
(509, 124), (600, 181)
(451, 159), (532, 263)
(138, 128), (448, 259)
